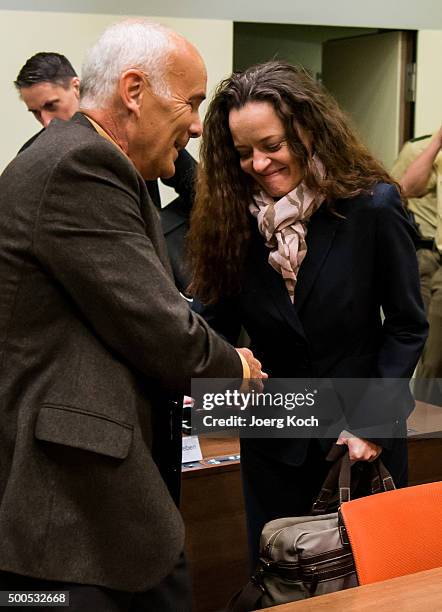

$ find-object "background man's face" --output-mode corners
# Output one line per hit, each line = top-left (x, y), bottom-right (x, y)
(20, 78), (80, 127)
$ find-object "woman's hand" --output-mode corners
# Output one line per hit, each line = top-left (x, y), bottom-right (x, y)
(336, 431), (382, 462)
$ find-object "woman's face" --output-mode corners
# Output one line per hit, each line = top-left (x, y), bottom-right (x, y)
(228, 101), (304, 198)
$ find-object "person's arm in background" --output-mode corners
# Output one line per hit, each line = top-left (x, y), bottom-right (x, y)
(161, 149), (197, 212)
(145, 150), (197, 210)
(399, 127), (442, 197)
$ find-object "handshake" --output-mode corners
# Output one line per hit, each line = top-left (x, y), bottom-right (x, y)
(236, 347), (268, 392)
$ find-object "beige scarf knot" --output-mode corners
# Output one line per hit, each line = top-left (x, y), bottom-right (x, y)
(249, 157), (325, 302)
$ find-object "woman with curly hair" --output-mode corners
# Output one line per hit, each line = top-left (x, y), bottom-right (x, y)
(188, 61), (427, 566)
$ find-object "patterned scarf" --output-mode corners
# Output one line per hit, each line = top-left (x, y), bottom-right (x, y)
(249, 157), (325, 303)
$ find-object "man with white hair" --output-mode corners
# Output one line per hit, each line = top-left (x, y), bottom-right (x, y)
(0, 19), (264, 611)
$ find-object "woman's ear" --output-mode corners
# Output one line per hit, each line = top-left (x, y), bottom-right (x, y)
(118, 69), (148, 118)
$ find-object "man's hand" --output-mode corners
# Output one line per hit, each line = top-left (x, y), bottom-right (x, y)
(336, 431), (382, 462)
(236, 347), (268, 392)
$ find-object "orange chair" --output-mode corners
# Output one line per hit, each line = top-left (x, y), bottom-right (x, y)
(340, 480), (442, 585)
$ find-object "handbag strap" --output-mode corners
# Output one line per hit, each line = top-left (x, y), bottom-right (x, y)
(325, 443), (348, 463)
(311, 453), (350, 514)
(370, 458), (396, 494)
(225, 578), (263, 612)
(338, 452), (352, 504)
(311, 446), (396, 515)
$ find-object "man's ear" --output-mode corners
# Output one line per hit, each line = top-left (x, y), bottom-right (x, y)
(71, 77), (80, 99)
(118, 69), (149, 118)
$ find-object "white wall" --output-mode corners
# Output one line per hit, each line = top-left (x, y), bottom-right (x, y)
(2, 0), (442, 29)
(0, 10), (233, 176)
(415, 30), (442, 137)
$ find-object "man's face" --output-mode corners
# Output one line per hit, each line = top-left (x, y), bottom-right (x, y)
(20, 78), (80, 128)
(128, 42), (207, 180)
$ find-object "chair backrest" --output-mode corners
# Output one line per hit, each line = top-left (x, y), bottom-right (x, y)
(340, 481), (442, 585)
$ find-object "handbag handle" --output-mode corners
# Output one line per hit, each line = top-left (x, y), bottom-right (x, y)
(311, 445), (395, 515)
(311, 453), (348, 514)
(370, 458), (396, 494)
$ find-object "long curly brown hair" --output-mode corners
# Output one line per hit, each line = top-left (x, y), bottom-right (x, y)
(188, 61), (396, 304)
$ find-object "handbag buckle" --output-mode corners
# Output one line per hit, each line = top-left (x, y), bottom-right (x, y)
(338, 510), (350, 546)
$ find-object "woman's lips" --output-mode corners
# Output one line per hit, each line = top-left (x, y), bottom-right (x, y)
(259, 168), (286, 179)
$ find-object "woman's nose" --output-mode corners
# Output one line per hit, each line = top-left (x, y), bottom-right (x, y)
(252, 152), (271, 173)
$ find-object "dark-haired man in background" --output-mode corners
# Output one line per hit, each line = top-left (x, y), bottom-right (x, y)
(15, 52), (80, 139)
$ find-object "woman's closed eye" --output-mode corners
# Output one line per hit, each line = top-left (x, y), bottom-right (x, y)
(264, 141), (286, 153)
(237, 149), (252, 160)
(236, 141), (286, 160)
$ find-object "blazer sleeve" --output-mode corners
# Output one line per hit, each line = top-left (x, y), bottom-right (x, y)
(346, 184), (428, 443)
(374, 183), (428, 378)
(192, 296), (243, 347)
(33, 140), (242, 396)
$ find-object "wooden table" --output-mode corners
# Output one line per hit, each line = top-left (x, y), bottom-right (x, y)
(258, 566), (442, 611)
(408, 400), (442, 436)
(181, 402), (442, 612)
(181, 437), (244, 612)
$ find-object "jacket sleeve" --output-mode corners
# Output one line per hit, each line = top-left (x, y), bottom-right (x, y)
(33, 140), (242, 396)
(346, 184), (428, 444)
(192, 297), (243, 347)
(374, 183), (428, 378)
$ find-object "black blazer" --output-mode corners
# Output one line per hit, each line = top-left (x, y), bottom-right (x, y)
(0, 113), (242, 591)
(195, 184), (428, 464)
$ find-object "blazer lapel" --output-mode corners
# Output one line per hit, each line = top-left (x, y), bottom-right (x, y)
(294, 206), (342, 313)
(249, 224), (307, 339)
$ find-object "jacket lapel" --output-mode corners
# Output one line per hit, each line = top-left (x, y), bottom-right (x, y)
(294, 206), (342, 313)
(249, 223), (307, 339)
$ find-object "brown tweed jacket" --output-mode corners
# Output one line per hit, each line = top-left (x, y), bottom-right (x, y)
(0, 113), (241, 591)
